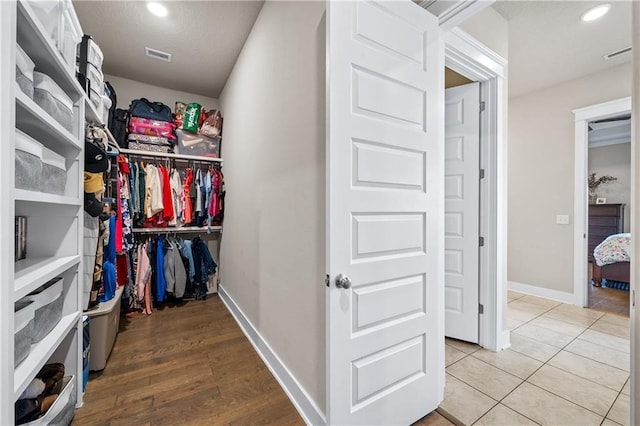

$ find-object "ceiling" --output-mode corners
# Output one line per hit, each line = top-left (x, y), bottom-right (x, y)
(73, 1), (632, 100)
(73, 1), (264, 98)
(492, 0), (633, 98)
(589, 116), (631, 147)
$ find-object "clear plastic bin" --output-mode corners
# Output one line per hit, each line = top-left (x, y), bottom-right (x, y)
(21, 376), (76, 426)
(16, 44), (35, 99)
(24, 277), (63, 343)
(58, 1), (81, 75)
(14, 300), (35, 367)
(27, 0), (60, 45)
(15, 130), (43, 192)
(33, 72), (73, 132)
(41, 147), (67, 195)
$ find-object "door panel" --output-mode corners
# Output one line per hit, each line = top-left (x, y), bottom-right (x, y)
(327, 1), (444, 424)
(444, 82), (480, 343)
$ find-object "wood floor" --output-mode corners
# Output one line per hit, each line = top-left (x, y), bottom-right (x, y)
(73, 296), (303, 425)
(74, 295), (452, 425)
(587, 262), (629, 316)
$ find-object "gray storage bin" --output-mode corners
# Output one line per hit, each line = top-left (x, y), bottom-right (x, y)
(25, 277), (63, 343)
(15, 130), (43, 191)
(33, 72), (73, 133)
(41, 147), (67, 195)
(14, 301), (35, 367)
(22, 376), (76, 426)
(16, 44), (35, 99)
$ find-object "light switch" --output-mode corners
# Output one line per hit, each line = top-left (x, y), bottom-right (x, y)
(556, 215), (570, 225)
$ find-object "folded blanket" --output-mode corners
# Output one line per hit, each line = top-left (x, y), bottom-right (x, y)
(593, 233), (631, 267)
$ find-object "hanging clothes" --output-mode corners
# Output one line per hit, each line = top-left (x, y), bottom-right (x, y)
(155, 236), (167, 303)
(182, 168), (194, 224)
(135, 241), (153, 315)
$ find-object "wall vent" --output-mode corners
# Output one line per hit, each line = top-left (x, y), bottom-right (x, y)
(145, 47), (172, 63)
(603, 47), (632, 61)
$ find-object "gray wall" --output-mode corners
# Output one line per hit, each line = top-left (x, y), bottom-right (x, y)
(104, 74), (220, 110)
(218, 1), (326, 412)
(589, 142), (632, 232)
(508, 63), (632, 292)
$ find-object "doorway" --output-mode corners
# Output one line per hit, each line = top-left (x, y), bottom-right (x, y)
(444, 68), (481, 343)
(586, 114), (631, 316)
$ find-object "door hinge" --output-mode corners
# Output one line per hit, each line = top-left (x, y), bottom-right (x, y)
(480, 169), (485, 179)
(325, 274), (330, 287)
(480, 101), (486, 112)
(479, 236), (485, 247)
(479, 304), (484, 314)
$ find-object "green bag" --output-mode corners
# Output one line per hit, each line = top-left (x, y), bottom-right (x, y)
(183, 102), (201, 133)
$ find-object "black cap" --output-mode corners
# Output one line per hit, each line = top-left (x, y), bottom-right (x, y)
(85, 139), (109, 173)
(84, 192), (103, 217)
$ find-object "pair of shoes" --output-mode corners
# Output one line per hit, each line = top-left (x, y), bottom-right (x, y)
(36, 363), (65, 396)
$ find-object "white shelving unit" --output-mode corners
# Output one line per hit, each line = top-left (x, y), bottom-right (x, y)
(0, 0), (85, 423)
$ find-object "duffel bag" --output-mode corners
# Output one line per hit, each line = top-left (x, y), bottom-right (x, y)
(129, 117), (176, 140)
(127, 134), (172, 153)
(129, 98), (173, 122)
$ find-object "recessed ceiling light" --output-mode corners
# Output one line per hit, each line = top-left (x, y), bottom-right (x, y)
(147, 2), (168, 17)
(581, 4), (610, 22)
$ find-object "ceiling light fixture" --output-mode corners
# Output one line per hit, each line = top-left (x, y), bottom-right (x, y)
(147, 2), (168, 17)
(581, 4), (610, 22)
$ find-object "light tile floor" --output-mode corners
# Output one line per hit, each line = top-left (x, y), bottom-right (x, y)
(438, 291), (631, 425)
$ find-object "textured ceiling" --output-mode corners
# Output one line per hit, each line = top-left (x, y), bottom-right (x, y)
(492, 0), (632, 98)
(73, 0), (264, 98)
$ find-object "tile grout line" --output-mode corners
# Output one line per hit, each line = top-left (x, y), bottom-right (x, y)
(498, 299), (624, 422)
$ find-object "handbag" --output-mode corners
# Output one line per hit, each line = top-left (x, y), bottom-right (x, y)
(199, 110), (223, 138)
(129, 98), (173, 122)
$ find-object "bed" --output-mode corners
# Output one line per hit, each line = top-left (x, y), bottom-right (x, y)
(592, 233), (631, 287)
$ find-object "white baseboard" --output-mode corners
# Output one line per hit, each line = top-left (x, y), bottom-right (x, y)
(508, 281), (577, 305)
(218, 284), (325, 426)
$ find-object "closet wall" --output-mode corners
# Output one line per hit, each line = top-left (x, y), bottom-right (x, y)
(103, 74), (219, 110)
(219, 0), (326, 412)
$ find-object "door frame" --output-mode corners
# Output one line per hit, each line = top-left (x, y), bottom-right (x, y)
(444, 28), (508, 351)
(572, 97), (632, 307)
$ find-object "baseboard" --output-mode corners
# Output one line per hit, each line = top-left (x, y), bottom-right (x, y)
(508, 281), (577, 305)
(218, 284), (325, 426)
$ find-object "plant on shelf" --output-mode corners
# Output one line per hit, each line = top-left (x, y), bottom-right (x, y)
(588, 172), (617, 203)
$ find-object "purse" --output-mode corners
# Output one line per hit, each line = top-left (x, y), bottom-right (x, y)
(129, 98), (173, 122)
(199, 110), (223, 138)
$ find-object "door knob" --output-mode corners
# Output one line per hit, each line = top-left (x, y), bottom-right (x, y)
(335, 273), (352, 289)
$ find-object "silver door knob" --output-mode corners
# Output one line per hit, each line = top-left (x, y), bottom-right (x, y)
(335, 273), (352, 289)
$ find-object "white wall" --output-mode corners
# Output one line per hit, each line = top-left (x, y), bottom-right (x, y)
(459, 6), (508, 59)
(589, 142), (632, 232)
(508, 63), (632, 293)
(218, 0), (326, 413)
(104, 74), (219, 110)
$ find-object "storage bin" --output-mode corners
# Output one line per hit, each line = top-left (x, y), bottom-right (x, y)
(33, 72), (73, 132)
(41, 147), (67, 195)
(57, 1), (81, 75)
(86, 287), (122, 371)
(21, 376), (76, 426)
(81, 36), (103, 72)
(27, 0), (60, 45)
(87, 65), (103, 96)
(101, 94), (112, 126)
(176, 129), (221, 158)
(24, 277), (63, 343)
(14, 301), (35, 367)
(16, 44), (35, 99)
(15, 130), (43, 191)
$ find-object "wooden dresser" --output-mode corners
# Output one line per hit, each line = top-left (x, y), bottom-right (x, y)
(588, 204), (625, 262)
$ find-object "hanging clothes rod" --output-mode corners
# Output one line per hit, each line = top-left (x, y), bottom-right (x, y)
(120, 148), (223, 164)
(132, 226), (222, 234)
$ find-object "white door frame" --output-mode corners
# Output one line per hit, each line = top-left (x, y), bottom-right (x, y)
(572, 97), (632, 307)
(444, 28), (508, 351)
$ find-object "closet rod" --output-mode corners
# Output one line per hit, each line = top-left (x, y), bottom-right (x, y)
(120, 148), (223, 164)
(132, 226), (222, 234)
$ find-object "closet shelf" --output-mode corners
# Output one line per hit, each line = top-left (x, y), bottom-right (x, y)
(14, 189), (82, 207)
(14, 312), (80, 399)
(119, 148), (223, 164)
(14, 255), (81, 301)
(16, 0), (83, 99)
(16, 89), (82, 156)
(132, 226), (222, 234)
(84, 96), (103, 126)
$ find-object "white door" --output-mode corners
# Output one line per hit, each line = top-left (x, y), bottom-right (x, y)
(327, 1), (444, 424)
(444, 82), (480, 343)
